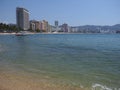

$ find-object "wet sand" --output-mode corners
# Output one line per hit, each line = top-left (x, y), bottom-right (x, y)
(0, 70), (86, 90)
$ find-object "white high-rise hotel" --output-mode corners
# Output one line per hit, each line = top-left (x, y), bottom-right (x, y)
(16, 7), (29, 30)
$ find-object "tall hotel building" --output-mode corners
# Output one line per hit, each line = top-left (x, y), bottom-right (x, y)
(16, 7), (29, 30)
(55, 21), (58, 27)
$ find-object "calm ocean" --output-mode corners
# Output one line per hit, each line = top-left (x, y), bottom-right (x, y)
(0, 34), (120, 90)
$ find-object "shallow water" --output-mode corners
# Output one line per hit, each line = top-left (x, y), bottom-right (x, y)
(0, 34), (120, 90)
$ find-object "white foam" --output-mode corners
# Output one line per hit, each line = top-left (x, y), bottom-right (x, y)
(92, 83), (112, 90)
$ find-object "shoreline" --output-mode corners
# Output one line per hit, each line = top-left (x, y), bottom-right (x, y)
(0, 32), (118, 35)
(0, 32), (16, 35)
(0, 32), (36, 35)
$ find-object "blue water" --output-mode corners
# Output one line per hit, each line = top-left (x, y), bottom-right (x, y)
(0, 34), (120, 90)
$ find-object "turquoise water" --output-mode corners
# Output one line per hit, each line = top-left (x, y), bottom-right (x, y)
(0, 34), (120, 90)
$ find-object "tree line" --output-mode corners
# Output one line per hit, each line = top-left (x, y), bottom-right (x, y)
(0, 23), (20, 33)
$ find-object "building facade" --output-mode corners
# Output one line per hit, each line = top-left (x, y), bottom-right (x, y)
(16, 7), (29, 30)
(30, 20), (50, 32)
(30, 20), (41, 31)
(30, 21), (35, 31)
(42, 20), (49, 32)
(61, 23), (68, 32)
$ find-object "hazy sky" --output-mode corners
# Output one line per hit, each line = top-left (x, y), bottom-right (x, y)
(0, 0), (120, 26)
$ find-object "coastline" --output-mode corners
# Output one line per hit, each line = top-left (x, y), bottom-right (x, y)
(0, 32), (118, 35)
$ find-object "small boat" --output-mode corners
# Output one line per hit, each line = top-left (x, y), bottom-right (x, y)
(15, 31), (27, 36)
(53, 31), (58, 34)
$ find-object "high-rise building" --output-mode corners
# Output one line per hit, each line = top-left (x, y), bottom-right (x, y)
(55, 21), (59, 32)
(55, 21), (58, 27)
(16, 7), (29, 30)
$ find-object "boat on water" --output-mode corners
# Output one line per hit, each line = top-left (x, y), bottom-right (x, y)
(53, 31), (59, 34)
(15, 31), (27, 36)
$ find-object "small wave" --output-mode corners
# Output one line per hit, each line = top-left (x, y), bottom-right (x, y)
(92, 83), (113, 90)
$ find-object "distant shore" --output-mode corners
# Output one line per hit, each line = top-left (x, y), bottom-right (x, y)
(0, 32), (79, 35)
(0, 32), (119, 35)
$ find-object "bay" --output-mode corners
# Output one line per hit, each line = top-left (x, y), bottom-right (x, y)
(0, 34), (120, 90)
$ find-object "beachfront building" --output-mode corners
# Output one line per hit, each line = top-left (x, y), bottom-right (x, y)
(71, 27), (79, 32)
(54, 21), (59, 32)
(16, 7), (29, 30)
(29, 20), (50, 32)
(68, 26), (72, 33)
(61, 23), (68, 32)
(30, 21), (35, 31)
(30, 20), (41, 32)
(41, 20), (49, 32)
(49, 25), (56, 32)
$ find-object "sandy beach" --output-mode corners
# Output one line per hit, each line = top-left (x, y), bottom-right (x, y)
(0, 70), (85, 90)
(0, 32), (36, 35)
(0, 33), (16, 35)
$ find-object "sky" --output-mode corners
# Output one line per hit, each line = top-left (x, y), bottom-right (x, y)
(0, 0), (120, 26)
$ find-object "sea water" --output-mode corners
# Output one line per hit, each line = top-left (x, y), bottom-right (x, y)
(0, 34), (120, 90)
